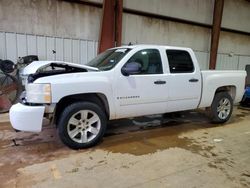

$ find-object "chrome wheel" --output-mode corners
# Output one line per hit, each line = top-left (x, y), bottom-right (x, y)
(217, 98), (231, 120)
(67, 110), (101, 144)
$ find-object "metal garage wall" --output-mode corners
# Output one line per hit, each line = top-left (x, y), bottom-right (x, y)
(191, 51), (250, 71)
(1, 32), (249, 71)
(222, 0), (250, 34)
(122, 13), (250, 71)
(122, 13), (211, 53)
(216, 54), (239, 70)
(123, 0), (214, 25)
(238, 56), (250, 70)
(194, 51), (209, 70)
(216, 54), (250, 71)
(0, 31), (98, 64)
(0, 1), (101, 42)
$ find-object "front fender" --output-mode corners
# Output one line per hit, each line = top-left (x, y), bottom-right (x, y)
(34, 72), (116, 119)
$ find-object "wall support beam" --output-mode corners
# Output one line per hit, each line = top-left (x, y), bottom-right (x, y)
(209, 0), (224, 70)
(115, 0), (123, 47)
(98, 0), (116, 53)
(98, 0), (123, 53)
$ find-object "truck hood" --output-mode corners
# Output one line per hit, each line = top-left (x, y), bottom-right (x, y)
(22, 61), (98, 75)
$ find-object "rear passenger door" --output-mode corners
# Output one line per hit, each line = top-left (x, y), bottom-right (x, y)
(166, 49), (202, 111)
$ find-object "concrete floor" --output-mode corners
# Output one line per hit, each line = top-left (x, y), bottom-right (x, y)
(0, 107), (250, 188)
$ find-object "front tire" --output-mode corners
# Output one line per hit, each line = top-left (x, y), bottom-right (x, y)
(210, 92), (233, 123)
(58, 102), (107, 149)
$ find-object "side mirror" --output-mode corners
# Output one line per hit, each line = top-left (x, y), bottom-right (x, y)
(121, 62), (142, 76)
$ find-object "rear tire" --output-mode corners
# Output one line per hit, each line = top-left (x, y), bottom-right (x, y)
(210, 92), (233, 123)
(58, 102), (107, 149)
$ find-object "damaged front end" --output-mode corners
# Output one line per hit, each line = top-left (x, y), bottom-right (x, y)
(10, 61), (98, 132)
(21, 61), (99, 84)
(27, 63), (88, 83)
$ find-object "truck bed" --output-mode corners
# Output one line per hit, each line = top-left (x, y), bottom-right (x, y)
(199, 70), (246, 108)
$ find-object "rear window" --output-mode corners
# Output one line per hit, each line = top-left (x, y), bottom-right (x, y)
(166, 50), (194, 73)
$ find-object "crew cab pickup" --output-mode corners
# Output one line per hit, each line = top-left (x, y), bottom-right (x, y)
(9, 45), (246, 149)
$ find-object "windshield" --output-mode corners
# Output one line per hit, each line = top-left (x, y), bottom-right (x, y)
(86, 48), (131, 71)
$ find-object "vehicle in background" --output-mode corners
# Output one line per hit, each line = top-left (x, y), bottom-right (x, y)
(9, 45), (247, 149)
(241, 65), (250, 107)
(241, 87), (250, 107)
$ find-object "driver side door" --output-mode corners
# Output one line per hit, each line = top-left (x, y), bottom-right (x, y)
(114, 48), (169, 119)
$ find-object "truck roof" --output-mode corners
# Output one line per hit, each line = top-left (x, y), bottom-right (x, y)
(113, 44), (192, 51)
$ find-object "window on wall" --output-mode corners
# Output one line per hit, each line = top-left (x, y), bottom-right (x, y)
(126, 49), (163, 74)
(166, 50), (194, 73)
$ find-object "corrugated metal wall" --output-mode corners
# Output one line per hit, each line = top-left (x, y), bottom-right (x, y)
(0, 31), (249, 71)
(194, 51), (210, 70)
(194, 51), (250, 71)
(0, 31), (98, 64)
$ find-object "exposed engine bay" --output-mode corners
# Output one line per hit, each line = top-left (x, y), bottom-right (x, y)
(27, 63), (89, 83)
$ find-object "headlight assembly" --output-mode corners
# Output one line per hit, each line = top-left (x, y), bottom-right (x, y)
(26, 83), (51, 103)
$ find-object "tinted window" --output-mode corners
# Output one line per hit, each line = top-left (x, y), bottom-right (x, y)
(126, 49), (163, 74)
(166, 50), (194, 73)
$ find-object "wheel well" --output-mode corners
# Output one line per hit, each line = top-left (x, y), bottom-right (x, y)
(215, 86), (236, 101)
(54, 93), (110, 125)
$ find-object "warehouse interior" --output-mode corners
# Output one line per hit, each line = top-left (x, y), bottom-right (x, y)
(0, 0), (250, 187)
(0, 0), (250, 70)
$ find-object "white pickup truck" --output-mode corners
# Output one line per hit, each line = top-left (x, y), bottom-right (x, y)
(10, 45), (246, 149)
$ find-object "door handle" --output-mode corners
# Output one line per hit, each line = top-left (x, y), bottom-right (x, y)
(154, 80), (166, 85)
(189, 78), (199, 82)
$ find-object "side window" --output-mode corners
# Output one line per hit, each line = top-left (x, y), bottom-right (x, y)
(126, 49), (163, 74)
(166, 50), (194, 73)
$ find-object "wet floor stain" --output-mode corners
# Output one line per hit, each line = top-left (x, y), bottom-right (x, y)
(100, 111), (218, 156)
(97, 107), (250, 166)
(0, 107), (250, 186)
(0, 111), (206, 185)
(101, 127), (216, 157)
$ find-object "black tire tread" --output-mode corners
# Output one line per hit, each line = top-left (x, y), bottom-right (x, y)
(57, 101), (107, 149)
(210, 92), (233, 124)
